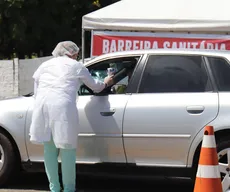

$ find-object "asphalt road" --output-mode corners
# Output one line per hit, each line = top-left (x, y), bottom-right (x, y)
(0, 173), (194, 192)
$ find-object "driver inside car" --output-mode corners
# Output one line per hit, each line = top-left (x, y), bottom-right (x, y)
(111, 60), (136, 94)
(83, 58), (137, 95)
(112, 65), (135, 94)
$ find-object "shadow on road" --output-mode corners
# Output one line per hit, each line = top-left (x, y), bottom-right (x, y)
(1, 173), (194, 192)
(4, 173), (49, 191)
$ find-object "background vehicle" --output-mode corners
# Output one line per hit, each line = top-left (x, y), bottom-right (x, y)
(0, 49), (230, 189)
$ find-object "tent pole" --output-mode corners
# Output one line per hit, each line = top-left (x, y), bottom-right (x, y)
(81, 29), (85, 63)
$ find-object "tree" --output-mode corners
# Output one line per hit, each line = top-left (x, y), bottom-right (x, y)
(0, 0), (120, 59)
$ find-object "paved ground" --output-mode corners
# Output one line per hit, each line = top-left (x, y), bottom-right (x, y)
(0, 173), (194, 192)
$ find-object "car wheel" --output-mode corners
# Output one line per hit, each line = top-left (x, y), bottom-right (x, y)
(192, 135), (230, 191)
(217, 135), (230, 192)
(0, 131), (19, 186)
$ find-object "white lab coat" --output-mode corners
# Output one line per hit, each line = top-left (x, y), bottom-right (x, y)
(29, 56), (105, 149)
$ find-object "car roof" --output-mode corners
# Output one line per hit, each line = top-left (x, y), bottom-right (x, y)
(84, 48), (230, 66)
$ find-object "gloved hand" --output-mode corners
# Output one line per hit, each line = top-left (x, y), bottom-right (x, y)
(104, 75), (114, 87)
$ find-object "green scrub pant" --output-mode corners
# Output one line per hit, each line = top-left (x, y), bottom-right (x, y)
(44, 138), (76, 192)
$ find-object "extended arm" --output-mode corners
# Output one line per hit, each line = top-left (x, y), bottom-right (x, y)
(77, 66), (107, 93)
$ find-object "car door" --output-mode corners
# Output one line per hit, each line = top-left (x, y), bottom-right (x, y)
(123, 54), (219, 167)
(25, 55), (142, 164)
(75, 55), (142, 164)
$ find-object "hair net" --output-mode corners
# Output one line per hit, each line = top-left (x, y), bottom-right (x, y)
(52, 41), (79, 57)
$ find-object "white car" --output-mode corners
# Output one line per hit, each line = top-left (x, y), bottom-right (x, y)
(0, 49), (230, 190)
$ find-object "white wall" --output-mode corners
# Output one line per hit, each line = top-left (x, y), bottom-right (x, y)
(19, 56), (52, 96)
(0, 59), (18, 99)
(0, 56), (52, 99)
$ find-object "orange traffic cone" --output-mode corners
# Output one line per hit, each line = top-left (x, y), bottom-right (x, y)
(193, 125), (222, 192)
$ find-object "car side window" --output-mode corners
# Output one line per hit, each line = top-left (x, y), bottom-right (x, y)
(79, 56), (140, 95)
(138, 55), (212, 93)
(207, 57), (230, 91)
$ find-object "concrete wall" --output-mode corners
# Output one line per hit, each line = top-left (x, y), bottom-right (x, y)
(19, 56), (52, 96)
(0, 59), (18, 99)
(0, 56), (52, 99)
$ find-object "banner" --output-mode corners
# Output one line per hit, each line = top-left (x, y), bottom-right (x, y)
(91, 31), (230, 57)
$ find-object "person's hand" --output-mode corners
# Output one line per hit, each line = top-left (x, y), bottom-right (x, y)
(104, 75), (114, 87)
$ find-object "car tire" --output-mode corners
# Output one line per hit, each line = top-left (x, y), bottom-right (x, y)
(0, 131), (20, 186)
(192, 135), (230, 184)
(216, 135), (230, 181)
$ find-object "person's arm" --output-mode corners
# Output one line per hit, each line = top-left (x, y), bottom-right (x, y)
(77, 65), (108, 93)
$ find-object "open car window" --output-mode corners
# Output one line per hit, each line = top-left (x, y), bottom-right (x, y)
(78, 56), (140, 96)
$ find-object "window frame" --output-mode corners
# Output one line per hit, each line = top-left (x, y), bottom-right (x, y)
(204, 56), (230, 92)
(136, 53), (215, 94)
(80, 54), (144, 96)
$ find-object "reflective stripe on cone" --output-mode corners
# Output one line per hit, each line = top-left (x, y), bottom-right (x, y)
(196, 165), (221, 178)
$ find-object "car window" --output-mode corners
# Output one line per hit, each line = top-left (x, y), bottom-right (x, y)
(138, 55), (212, 93)
(79, 56), (140, 95)
(207, 57), (230, 91)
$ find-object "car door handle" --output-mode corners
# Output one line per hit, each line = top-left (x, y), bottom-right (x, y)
(100, 109), (116, 116)
(186, 106), (205, 114)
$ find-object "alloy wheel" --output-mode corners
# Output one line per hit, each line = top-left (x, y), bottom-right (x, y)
(218, 148), (230, 192)
(0, 145), (4, 171)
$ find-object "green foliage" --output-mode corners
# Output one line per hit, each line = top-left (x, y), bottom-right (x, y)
(0, 0), (119, 59)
